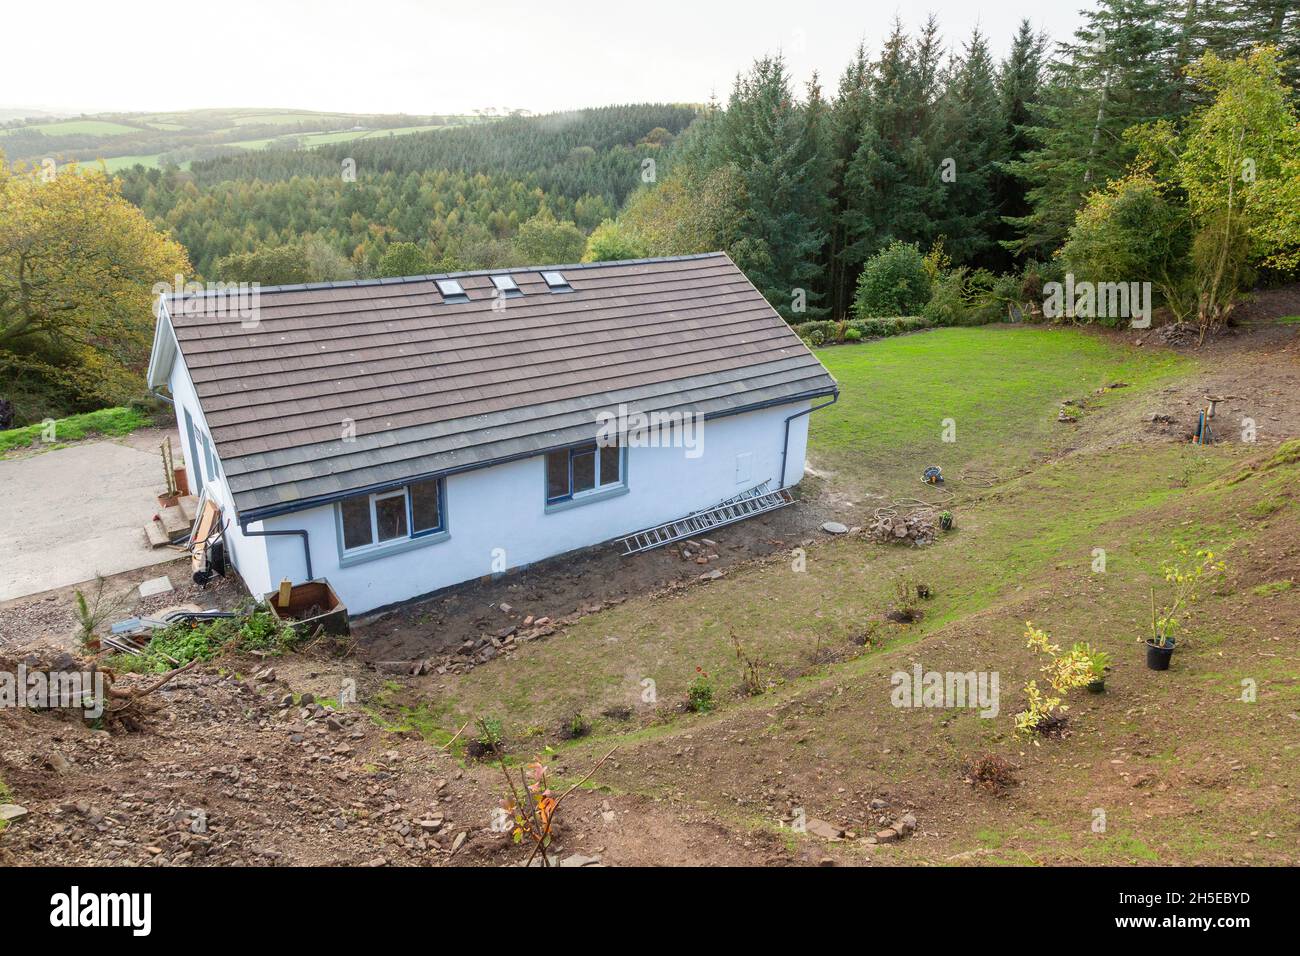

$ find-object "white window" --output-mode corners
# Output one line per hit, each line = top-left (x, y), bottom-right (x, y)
(340, 478), (445, 553)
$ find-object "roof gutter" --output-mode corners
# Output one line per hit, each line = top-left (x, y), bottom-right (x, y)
(236, 385), (840, 524)
(778, 391), (839, 490)
(238, 518), (313, 582)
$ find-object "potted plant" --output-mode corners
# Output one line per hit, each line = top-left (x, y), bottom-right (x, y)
(1071, 642), (1111, 691)
(1146, 547), (1227, 671)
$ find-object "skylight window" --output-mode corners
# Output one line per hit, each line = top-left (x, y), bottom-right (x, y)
(542, 271), (572, 292)
(491, 275), (522, 297)
(435, 278), (468, 302)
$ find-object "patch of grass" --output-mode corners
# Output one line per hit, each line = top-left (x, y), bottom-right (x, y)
(1277, 315), (1300, 324)
(1252, 580), (1294, 597)
(0, 406), (151, 455)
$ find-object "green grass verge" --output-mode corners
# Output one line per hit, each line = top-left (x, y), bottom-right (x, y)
(0, 406), (151, 455)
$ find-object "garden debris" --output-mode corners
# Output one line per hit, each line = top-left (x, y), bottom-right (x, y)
(866, 509), (937, 547)
(1155, 322), (1196, 346)
(0, 804), (28, 823)
(1057, 405), (1078, 423)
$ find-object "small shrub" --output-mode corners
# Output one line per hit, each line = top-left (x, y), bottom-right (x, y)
(963, 753), (1020, 794)
(853, 240), (932, 319)
(843, 327), (863, 342)
(467, 716), (504, 760)
(731, 630), (770, 697)
(559, 712), (591, 739)
(686, 668), (714, 713)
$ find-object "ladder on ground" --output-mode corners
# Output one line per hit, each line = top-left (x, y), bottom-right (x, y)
(617, 481), (794, 555)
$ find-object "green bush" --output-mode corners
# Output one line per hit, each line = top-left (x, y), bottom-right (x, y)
(852, 241), (933, 319)
(843, 327), (863, 342)
(110, 607), (301, 674)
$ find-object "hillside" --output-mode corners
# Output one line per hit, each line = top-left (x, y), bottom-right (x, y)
(0, 107), (484, 171)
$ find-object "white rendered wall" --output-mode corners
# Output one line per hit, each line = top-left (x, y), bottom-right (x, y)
(168, 349), (272, 593)
(258, 399), (815, 614)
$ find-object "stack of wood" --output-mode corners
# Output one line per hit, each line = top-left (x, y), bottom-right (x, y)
(866, 509), (938, 547)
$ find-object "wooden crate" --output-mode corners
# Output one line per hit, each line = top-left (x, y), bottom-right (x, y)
(265, 579), (350, 636)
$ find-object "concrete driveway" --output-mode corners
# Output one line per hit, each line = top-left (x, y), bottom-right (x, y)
(0, 428), (183, 601)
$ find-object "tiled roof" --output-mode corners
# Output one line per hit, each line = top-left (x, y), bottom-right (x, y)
(163, 252), (837, 518)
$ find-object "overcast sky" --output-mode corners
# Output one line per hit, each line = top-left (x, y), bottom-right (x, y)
(5, 0), (1085, 116)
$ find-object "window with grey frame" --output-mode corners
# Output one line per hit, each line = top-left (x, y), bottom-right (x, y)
(545, 439), (622, 504)
(339, 477), (446, 554)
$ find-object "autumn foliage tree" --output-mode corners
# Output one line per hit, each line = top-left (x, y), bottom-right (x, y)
(0, 155), (190, 422)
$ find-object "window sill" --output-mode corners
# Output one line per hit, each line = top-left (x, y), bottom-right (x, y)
(544, 484), (628, 514)
(338, 529), (450, 568)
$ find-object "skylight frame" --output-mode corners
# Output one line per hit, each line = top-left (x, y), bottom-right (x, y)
(435, 278), (469, 302)
(541, 271), (573, 292)
(490, 274), (523, 298)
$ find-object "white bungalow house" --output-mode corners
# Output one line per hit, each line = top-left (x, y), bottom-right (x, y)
(146, 253), (837, 614)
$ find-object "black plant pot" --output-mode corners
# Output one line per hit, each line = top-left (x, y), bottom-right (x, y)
(1146, 638), (1175, 671)
(1087, 677), (1106, 693)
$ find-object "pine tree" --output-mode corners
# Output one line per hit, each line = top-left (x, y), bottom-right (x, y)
(718, 56), (832, 319)
(1005, 0), (1184, 258)
(826, 42), (875, 317)
(991, 20), (1049, 268)
(933, 27), (1007, 264)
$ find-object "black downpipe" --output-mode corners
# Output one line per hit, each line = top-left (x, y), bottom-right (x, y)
(239, 519), (313, 582)
(779, 393), (839, 489)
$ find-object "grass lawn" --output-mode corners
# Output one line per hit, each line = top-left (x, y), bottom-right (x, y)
(811, 325), (1189, 494)
(0, 406), (152, 456)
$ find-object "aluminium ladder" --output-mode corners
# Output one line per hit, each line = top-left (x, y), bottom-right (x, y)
(617, 480), (794, 555)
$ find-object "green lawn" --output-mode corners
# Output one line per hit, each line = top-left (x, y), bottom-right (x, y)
(810, 326), (1189, 495)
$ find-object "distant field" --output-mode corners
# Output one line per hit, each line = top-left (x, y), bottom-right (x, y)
(0, 118), (138, 136)
(0, 107), (475, 168)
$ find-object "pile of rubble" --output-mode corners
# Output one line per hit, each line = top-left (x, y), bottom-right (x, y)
(1155, 322), (1197, 346)
(679, 538), (720, 567)
(866, 509), (938, 547)
(796, 797), (920, 849)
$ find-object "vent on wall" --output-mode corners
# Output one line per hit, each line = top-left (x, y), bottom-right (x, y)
(435, 278), (469, 303)
(541, 271), (573, 292)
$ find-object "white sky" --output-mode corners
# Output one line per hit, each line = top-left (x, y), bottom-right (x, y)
(3, 0), (1085, 116)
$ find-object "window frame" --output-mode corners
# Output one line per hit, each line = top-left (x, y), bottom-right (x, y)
(336, 477), (448, 560)
(544, 440), (625, 507)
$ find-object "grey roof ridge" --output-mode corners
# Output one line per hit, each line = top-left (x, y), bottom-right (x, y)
(164, 252), (730, 301)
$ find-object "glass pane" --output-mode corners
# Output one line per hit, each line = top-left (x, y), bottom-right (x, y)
(374, 493), (408, 542)
(341, 497), (373, 550)
(599, 445), (620, 486)
(572, 450), (596, 494)
(410, 478), (442, 533)
(546, 451), (570, 501)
